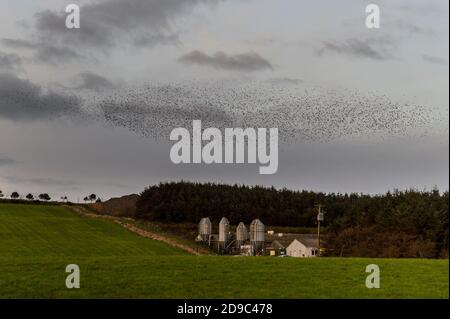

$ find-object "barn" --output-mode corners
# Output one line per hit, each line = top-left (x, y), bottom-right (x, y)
(285, 234), (319, 257)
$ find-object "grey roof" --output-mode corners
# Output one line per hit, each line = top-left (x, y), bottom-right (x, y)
(266, 240), (285, 250)
(266, 233), (319, 249)
(291, 234), (319, 248)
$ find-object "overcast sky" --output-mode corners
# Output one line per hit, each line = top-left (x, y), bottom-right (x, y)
(0, 0), (448, 201)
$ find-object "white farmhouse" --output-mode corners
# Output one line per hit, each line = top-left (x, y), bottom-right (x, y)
(286, 234), (319, 257)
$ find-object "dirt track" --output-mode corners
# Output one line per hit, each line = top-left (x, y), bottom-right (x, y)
(65, 205), (202, 256)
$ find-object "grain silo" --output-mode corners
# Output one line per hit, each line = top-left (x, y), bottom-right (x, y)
(218, 217), (230, 245)
(250, 219), (265, 254)
(198, 217), (212, 242)
(236, 222), (248, 248)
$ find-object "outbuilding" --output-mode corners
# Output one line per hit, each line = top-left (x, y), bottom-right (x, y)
(286, 234), (319, 257)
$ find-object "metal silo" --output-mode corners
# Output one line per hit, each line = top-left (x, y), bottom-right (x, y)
(236, 222), (248, 248)
(218, 217), (230, 244)
(198, 217), (212, 242)
(250, 219), (265, 254)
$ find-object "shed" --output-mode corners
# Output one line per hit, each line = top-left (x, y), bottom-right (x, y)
(265, 240), (285, 256)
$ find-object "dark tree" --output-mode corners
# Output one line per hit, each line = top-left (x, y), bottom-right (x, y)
(135, 181), (449, 258)
(89, 194), (97, 202)
(38, 193), (51, 201)
(11, 192), (20, 199)
(26, 193), (34, 200)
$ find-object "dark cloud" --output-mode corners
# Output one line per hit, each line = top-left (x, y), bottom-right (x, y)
(32, 0), (219, 50)
(0, 73), (82, 121)
(0, 51), (22, 71)
(2, 0), (219, 65)
(423, 55), (447, 65)
(1, 38), (83, 64)
(316, 39), (391, 60)
(73, 72), (117, 92)
(178, 50), (273, 71)
(0, 155), (16, 166)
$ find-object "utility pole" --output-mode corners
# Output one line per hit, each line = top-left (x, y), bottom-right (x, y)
(316, 204), (324, 256)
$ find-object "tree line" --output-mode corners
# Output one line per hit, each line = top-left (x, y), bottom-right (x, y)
(136, 181), (449, 258)
(0, 190), (101, 203)
(0, 190), (52, 201)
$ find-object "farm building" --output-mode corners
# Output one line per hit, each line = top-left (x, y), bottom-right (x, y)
(265, 240), (285, 256)
(196, 217), (321, 257)
(285, 234), (319, 257)
(264, 233), (319, 257)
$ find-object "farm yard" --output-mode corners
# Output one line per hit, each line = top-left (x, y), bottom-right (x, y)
(0, 203), (448, 299)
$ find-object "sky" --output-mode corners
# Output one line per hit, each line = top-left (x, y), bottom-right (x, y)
(0, 0), (448, 201)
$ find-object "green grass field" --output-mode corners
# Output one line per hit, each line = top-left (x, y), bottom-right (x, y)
(0, 203), (448, 298)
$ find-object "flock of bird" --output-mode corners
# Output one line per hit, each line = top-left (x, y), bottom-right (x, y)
(2, 76), (432, 143)
(80, 80), (433, 143)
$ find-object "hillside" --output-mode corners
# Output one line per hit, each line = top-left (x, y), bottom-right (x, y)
(0, 203), (448, 298)
(90, 194), (139, 217)
(0, 203), (186, 258)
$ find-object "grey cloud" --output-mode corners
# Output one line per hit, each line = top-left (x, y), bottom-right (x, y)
(34, 45), (84, 65)
(316, 39), (391, 60)
(0, 51), (22, 71)
(73, 72), (117, 92)
(0, 155), (17, 166)
(178, 50), (273, 71)
(423, 55), (448, 65)
(2, 175), (79, 189)
(104, 182), (130, 189)
(133, 33), (181, 48)
(1, 38), (83, 64)
(32, 0), (219, 50)
(394, 2), (444, 15)
(1, 38), (36, 49)
(265, 77), (302, 86)
(243, 37), (281, 46)
(393, 20), (435, 35)
(0, 73), (82, 121)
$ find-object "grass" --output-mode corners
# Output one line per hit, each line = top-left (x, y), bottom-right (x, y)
(129, 219), (215, 255)
(0, 203), (187, 258)
(0, 203), (448, 299)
